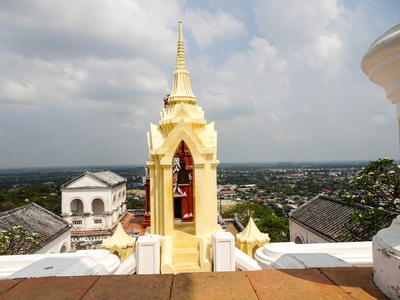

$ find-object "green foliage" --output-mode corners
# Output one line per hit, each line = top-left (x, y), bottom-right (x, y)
(345, 207), (391, 241)
(344, 157), (399, 240)
(0, 226), (41, 255)
(345, 157), (400, 212)
(0, 186), (61, 214)
(222, 202), (289, 242)
(126, 197), (145, 209)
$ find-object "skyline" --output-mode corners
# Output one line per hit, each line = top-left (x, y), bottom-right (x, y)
(1, 1), (400, 168)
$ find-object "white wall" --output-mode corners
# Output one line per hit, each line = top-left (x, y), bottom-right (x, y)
(35, 230), (71, 254)
(289, 220), (330, 244)
(61, 183), (126, 230)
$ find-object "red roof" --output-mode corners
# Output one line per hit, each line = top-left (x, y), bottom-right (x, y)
(219, 190), (236, 194)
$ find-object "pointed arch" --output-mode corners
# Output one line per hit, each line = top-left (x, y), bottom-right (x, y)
(159, 121), (205, 164)
(172, 140), (194, 222)
(110, 245), (124, 261)
(60, 244), (68, 253)
(294, 235), (304, 244)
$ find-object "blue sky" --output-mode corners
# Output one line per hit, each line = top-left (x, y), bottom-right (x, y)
(0, 0), (399, 168)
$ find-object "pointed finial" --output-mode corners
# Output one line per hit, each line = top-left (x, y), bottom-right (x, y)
(176, 20), (186, 69)
(179, 20), (183, 42)
(168, 20), (196, 102)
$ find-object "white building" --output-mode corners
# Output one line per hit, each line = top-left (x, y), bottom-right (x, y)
(61, 170), (127, 231)
(288, 195), (384, 244)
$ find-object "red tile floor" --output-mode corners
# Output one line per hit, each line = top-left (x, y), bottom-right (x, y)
(0, 267), (387, 300)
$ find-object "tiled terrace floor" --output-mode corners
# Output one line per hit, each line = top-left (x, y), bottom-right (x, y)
(0, 267), (387, 300)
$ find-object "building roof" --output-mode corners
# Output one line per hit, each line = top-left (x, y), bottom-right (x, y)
(0, 203), (71, 253)
(289, 195), (365, 242)
(102, 223), (135, 249)
(219, 190), (236, 194)
(61, 170), (127, 189)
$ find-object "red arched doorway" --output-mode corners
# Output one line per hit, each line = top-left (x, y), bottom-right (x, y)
(173, 141), (193, 222)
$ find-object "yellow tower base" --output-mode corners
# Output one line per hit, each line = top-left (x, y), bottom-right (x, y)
(160, 222), (212, 274)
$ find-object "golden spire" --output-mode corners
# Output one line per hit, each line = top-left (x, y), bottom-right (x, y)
(168, 20), (196, 104)
(176, 20), (186, 70)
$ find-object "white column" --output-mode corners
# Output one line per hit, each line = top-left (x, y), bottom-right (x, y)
(82, 212), (93, 229)
(361, 23), (400, 143)
(212, 232), (235, 272)
(372, 216), (400, 300)
(136, 235), (160, 274)
(103, 211), (113, 228)
(112, 208), (118, 223)
(361, 23), (400, 299)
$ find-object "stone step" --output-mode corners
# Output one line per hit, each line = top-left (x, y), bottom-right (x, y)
(172, 238), (200, 249)
(171, 263), (202, 274)
(172, 247), (200, 265)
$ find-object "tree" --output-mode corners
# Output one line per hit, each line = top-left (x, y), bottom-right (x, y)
(222, 202), (289, 242)
(346, 157), (400, 212)
(0, 226), (41, 255)
(344, 157), (399, 240)
(345, 206), (392, 241)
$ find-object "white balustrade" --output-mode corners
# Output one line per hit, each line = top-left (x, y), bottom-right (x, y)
(212, 232), (235, 272)
(136, 235), (160, 274)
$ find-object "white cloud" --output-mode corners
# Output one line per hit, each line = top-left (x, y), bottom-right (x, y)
(274, 130), (311, 143)
(269, 112), (281, 123)
(372, 114), (389, 124)
(252, 0), (342, 48)
(251, 0), (348, 78)
(0, 54), (169, 118)
(247, 37), (286, 73)
(0, 0), (181, 62)
(184, 9), (246, 49)
(305, 33), (344, 77)
(0, 78), (39, 112)
(193, 35), (290, 126)
(0, 1), (399, 167)
(268, 109), (290, 123)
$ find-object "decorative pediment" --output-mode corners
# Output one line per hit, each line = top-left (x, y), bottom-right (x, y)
(63, 174), (109, 189)
(61, 170), (126, 189)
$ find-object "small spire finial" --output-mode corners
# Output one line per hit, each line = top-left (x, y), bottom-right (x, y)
(179, 20), (183, 41)
(176, 20), (186, 70)
(168, 20), (196, 102)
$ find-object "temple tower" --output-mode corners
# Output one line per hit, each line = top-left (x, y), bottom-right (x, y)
(147, 21), (220, 273)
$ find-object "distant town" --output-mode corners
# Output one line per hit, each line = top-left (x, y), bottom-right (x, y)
(0, 161), (368, 216)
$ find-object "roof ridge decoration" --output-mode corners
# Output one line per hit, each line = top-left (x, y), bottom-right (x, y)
(168, 20), (197, 104)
